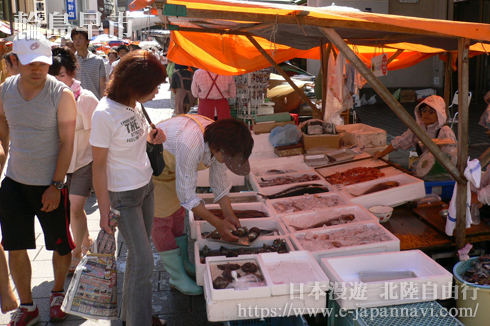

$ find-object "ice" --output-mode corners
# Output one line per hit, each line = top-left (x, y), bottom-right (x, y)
(273, 194), (344, 213)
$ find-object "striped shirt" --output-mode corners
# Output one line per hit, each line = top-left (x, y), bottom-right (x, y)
(155, 116), (232, 211)
(191, 69), (236, 100)
(75, 52), (106, 100)
(391, 124), (456, 152)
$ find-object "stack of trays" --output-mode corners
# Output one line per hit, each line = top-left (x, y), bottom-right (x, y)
(195, 236), (295, 286)
(280, 205), (380, 233)
(291, 222), (400, 262)
(320, 250), (453, 309)
(203, 252), (329, 322)
(189, 202), (275, 240)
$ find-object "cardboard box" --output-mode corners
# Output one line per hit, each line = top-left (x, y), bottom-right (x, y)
(301, 132), (341, 151)
(400, 90), (416, 103)
(252, 120), (295, 134)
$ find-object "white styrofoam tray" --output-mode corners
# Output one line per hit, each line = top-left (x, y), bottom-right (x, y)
(251, 162), (313, 177)
(189, 202), (274, 240)
(205, 255), (272, 301)
(316, 159), (394, 179)
(320, 250), (453, 309)
(204, 271), (327, 322)
(291, 222), (400, 262)
(280, 205), (379, 233)
(250, 171), (332, 196)
(194, 236), (295, 286)
(197, 192), (263, 205)
(266, 192), (352, 217)
(257, 251), (329, 296)
(195, 217), (289, 242)
(339, 173), (425, 208)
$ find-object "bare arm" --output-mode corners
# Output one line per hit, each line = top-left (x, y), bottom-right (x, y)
(41, 88), (77, 212)
(0, 84), (9, 175)
(217, 195), (240, 228)
(192, 203), (239, 242)
(92, 146), (112, 234)
(99, 76), (106, 98)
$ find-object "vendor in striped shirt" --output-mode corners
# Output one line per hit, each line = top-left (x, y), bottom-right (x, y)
(152, 116), (254, 296)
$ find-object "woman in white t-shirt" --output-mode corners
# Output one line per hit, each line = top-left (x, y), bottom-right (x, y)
(90, 51), (166, 326)
(49, 47), (99, 274)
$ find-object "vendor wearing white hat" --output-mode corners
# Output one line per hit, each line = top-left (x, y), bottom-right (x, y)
(373, 95), (457, 161)
(151, 116), (253, 296)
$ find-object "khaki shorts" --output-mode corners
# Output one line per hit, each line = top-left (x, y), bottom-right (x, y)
(66, 162), (93, 197)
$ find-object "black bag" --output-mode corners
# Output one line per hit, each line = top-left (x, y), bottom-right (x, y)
(140, 104), (165, 176)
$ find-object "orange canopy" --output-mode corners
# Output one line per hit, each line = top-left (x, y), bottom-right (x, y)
(160, 0), (490, 75)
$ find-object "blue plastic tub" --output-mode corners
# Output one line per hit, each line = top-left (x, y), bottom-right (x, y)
(424, 180), (455, 200)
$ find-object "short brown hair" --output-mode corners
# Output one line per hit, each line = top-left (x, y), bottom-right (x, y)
(204, 118), (254, 158)
(108, 50), (118, 59)
(106, 50), (166, 105)
(70, 27), (89, 41)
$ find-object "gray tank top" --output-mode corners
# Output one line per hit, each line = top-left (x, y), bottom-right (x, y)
(1, 74), (67, 185)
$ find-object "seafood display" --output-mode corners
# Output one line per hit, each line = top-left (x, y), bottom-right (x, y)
(256, 169), (298, 176)
(272, 194), (345, 214)
(326, 167), (385, 185)
(462, 255), (490, 286)
(258, 174), (321, 187)
(211, 261), (265, 289)
(194, 209), (268, 220)
(199, 239), (289, 263)
(289, 214), (355, 231)
(296, 224), (392, 251)
(260, 184), (329, 199)
(350, 181), (400, 197)
(203, 226), (263, 244)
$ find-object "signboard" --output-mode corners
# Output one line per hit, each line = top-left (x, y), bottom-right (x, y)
(34, 0), (47, 24)
(371, 53), (388, 77)
(67, 0), (77, 20)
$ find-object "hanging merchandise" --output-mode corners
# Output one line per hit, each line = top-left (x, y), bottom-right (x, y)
(324, 52), (353, 124)
(235, 69), (270, 120)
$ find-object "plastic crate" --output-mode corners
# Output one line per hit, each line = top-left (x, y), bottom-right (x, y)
(224, 315), (308, 326)
(424, 180), (455, 200)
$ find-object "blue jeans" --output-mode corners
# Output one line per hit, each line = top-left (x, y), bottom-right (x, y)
(109, 180), (154, 326)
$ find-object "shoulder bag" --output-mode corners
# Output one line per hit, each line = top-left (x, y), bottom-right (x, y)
(140, 104), (165, 176)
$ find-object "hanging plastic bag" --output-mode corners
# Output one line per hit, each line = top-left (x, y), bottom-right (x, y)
(269, 124), (302, 147)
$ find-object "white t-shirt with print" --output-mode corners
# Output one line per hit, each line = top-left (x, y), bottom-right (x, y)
(90, 97), (152, 192)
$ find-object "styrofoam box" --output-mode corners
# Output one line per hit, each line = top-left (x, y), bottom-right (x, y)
(266, 192), (352, 217)
(204, 271), (327, 322)
(280, 205), (379, 234)
(316, 159), (393, 179)
(251, 132), (275, 154)
(336, 124), (387, 148)
(197, 192), (263, 205)
(205, 255), (273, 301)
(195, 217), (289, 242)
(189, 202), (275, 240)
(250, 171), (332, 196)
(194, 235), (295, 286)
(340, 173), (425, 208)
(251, 162), (314, 177)
(257, 251), (329, 296)
(291, 222), (400, 262)
(320, 250), (453, 309)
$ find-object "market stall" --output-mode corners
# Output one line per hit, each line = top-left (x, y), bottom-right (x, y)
(138, 0), (490, 323)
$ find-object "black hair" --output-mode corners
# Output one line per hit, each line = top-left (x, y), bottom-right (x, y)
(3, 53), (18, 66)
(204, 119), (254, 159)
(49, 47), (78, 77)
(117, 45), (130, 53)
(70, 27), (89, 42)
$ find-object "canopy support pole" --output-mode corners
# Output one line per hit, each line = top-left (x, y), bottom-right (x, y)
(387, 49), (404, 65)
(444, 52), (452, 117)
(246, 35), (322, 118)
(455, 37), (471, 250)
(321, 42), (332, 119)
(320, 27), (465, 184)
(478, 147), (490, 168)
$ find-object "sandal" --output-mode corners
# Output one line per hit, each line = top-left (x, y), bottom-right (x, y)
(81, 238), (94, 257)
(68, 258), (81, 276)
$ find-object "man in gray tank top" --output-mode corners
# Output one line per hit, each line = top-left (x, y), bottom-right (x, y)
(0, 32), (77, 326)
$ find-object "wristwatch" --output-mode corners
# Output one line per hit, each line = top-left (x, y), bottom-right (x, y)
(51, 181), (64, 190)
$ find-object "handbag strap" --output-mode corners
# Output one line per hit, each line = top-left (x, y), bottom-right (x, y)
(140, 103), (156, 130)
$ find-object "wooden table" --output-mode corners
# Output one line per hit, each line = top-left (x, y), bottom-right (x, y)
(383, 205), (490, 252)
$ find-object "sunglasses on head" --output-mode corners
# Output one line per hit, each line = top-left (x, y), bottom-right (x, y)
(420, 107), (436, 114)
